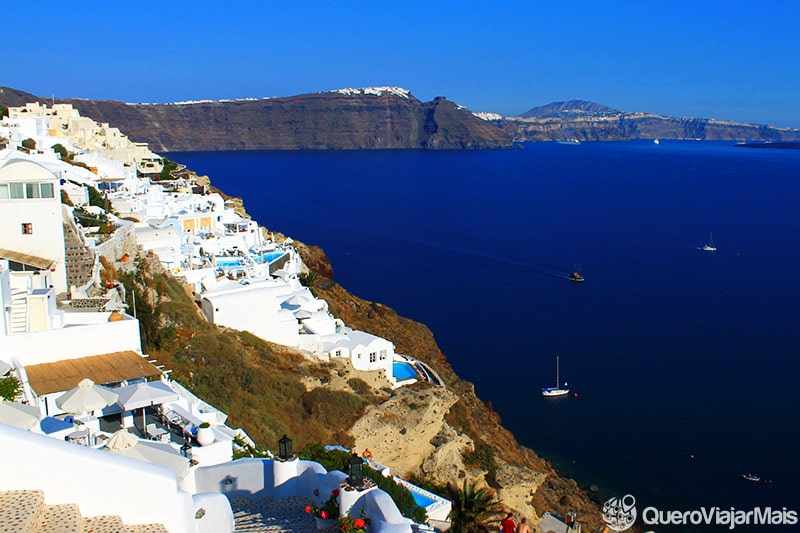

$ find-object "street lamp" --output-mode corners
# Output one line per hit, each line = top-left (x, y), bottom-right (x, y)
(180, 442), (192, 462)
(278, 434), (293, 460)
(348, 452), (363, 488)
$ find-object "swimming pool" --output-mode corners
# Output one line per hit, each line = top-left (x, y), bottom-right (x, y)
(254, 251), (286, 264)
(411, 490), (436, 508)
(215, 257), (242, 268)
(392, 362), (417, 381)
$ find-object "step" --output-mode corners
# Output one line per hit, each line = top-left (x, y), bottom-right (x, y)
(81, 516), (125, 533)
(31, 503), (82, 533)
(125, 525), (169, 533)
(0, 489), (45, 533)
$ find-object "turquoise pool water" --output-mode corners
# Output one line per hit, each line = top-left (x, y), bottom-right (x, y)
(255, 251), (285, 264)
(411, 489), (436, 508)
(392, 362), (417, 381)
(216, 258), (242, 268)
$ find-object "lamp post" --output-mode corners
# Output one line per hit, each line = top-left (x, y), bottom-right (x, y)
(278, 434), (293, 460)
(348, 452), (363, 489)
(180, 442), (192, 462)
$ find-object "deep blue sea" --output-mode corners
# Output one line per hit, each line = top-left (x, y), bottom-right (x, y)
(172, 141), (800, 529)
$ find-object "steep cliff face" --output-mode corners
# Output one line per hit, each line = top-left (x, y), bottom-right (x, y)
(498, 100), (800, 142)
(0, 87), (512, 151)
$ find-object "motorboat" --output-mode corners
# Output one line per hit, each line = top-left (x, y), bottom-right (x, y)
(568, 271), (584, 282)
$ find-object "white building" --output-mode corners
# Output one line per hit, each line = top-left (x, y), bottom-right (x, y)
(0, 158), (68, 295)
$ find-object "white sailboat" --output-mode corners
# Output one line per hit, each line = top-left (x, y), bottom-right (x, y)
(700, 232), (717, 252)
(542, 356), (570, 397)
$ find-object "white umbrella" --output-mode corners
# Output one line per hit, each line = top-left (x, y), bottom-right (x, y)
(56, 378), (118, 446)
(108, 437), (190, 479)
(106, 428), (140, 450)
(0, 360), (11, 376)
(0, 400), (40, 430)
(56, 378), (118, 415)
(115, 381), (179, 433)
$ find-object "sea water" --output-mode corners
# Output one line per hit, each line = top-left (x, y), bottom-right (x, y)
(172, 141), (800, 527)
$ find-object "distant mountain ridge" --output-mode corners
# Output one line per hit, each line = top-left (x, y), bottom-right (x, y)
(499, 99), (800, 142)
(2, 87), (798, 148)
(518, 99), (621, 118)
(0, 87), (511, 151)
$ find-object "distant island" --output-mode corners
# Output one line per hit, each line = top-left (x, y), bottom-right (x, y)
(2, 87), (799, 151)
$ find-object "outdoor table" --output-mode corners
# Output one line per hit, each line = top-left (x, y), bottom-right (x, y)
(66, 429), (89, 445)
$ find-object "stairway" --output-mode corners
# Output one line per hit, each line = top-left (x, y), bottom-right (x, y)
(62, 222), (95, 290)
(0, 490), (168, 533)
(9, 289), (28, 334)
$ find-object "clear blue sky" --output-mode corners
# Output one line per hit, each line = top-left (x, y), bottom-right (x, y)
(4, 1), (799, 127)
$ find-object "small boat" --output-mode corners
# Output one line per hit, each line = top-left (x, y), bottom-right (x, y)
(699, 232), (717, 252)
(556, 139), (580, 145)
(653, 138), (660, 145)
(742, 473), (760, 482)
(542, 356), (570, 397)
(568, 271), (584, 282)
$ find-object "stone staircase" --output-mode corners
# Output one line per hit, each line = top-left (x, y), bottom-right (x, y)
(0, 490), (168, 533)
(9, 289), (28, 334)
(63, 222), (95, 290)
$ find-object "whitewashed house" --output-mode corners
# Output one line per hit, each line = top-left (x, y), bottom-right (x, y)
(0, 158), (68, 295)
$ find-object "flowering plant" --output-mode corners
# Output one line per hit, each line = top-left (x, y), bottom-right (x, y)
(305, 488), (340, 519)
(334, 507), (369, 533)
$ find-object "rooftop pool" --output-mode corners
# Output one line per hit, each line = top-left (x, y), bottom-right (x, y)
(392, 362), (417, 381)
(254, 251), (286, 264)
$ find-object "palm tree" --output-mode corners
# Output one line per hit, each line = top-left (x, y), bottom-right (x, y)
(444, 479), (506, 533)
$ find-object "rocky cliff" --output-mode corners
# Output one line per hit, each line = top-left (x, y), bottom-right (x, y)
(0, 87), (512, 151)
(290, 245), (608, 532)
(498, 99), (800, 142)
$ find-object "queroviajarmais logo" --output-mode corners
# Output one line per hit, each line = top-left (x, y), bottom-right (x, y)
(602, 494), (637, 531)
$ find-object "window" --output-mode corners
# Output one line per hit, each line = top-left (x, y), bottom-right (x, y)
(21, 223), (33, 235)
(0, 184), (7, 199)
(39, 183), (54, 198)
(369, 352), (377, 363)
(379, 350), (387, 361)
(9, 183), (23, 199)
(25, 183), (40, 199)
(335, 349), (342, 357)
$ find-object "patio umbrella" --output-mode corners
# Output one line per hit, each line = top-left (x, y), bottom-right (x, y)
(115, 381), (179, 433)
(0, 359), (11, 376)
(56, 378), (118, 446)
(56, 378), (118, 415)
(108, 435), (190, 479)
(0, 400), (40, 430)
(106, 428), (140, 450)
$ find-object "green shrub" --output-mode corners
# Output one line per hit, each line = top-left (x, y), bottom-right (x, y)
(301, 388), (365, 430)
(0, 376), (20, 401)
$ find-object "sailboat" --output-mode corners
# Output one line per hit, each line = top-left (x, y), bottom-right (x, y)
(699, 232), (717, 252)
(542, 356), (570, 397)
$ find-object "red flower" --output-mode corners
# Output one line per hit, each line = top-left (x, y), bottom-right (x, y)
(305, 506), (312, 514)
(353, 518), (366, 528)
(320, 510), (330, 519)
(332, 488), (340, 497)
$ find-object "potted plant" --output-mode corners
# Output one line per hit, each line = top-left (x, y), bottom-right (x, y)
(335, 513), (368, 533)
(305, 488), (340, 529)
(196, 421), (214, 446)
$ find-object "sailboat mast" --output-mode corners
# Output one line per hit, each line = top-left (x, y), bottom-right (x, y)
(556, 356), (560, 387)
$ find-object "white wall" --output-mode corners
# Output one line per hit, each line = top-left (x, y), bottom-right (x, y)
(0, 159), (68, 294)
(4, 316), (142, 365)
(0, 424), (196, 533)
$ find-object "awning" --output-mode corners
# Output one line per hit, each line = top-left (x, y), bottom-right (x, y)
(0, 248), (56, 270)
(25, 351), (163, 396)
